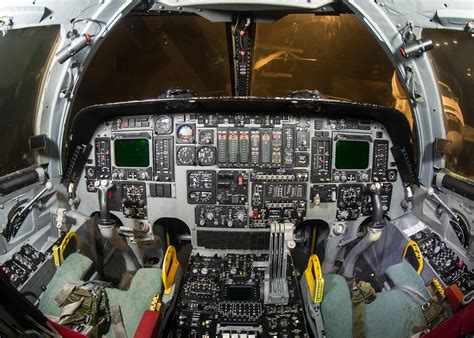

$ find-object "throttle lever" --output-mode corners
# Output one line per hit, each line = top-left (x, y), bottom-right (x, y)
(3, 181), (53, 240)
(426, 187), (457, 219)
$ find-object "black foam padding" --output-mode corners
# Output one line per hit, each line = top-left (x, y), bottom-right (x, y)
(0, 169), (39, 196)
(441, 174), (474, 200)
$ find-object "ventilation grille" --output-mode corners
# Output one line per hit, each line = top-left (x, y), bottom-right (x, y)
(197, 230), (270, 250)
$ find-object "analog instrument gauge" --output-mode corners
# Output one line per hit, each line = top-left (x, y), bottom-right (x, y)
(199, 130), (214, 144)
(197, 146), (216, 166)
(176, 146), (195, 165)
(176, 124), (195, 143)
(126, 185), (142, 203)
(154, 115), (173, 135)
(342, 187), (357, 206)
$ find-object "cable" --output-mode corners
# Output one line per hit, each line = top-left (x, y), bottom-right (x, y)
(72, 18), (105, 37)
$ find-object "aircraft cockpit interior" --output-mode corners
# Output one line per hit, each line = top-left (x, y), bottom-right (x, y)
(0, 1), (473, 337)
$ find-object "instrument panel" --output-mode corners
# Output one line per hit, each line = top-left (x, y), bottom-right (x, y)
(82, 113), (400, 249)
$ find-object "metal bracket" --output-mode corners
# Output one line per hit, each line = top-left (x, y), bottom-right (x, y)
(434, 137), (454, 155)
(404, 65), (424, 103)
(59, 67), (75, 100)
(0, 17), (13, 36)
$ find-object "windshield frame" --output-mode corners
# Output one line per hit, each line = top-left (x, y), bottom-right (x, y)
(5, 0), (468, 186)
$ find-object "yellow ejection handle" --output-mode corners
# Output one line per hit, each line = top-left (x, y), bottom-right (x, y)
(402, 241), (424, 275)
(162, 245), (180, 295)
(53, 231), (79, 267)
(305, 254), (325, 303)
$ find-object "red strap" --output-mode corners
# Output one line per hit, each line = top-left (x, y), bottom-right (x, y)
(422, 301), (474, 338)
(134, 310), (161, 338)
(48, 319), (87, 338)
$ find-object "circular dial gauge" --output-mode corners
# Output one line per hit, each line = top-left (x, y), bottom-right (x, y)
(177, 146), (195, 165)
(197, 146), (216, 166)
(342, 187), (357, 205)
(126, 186), (142, 203)
(154, 115), (173, 135)
(177, 124), (194, 143)
(199, 130), (214, 144)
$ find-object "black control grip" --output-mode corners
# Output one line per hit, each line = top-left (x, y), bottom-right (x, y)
(0, 169), (40, 196)
(370, 184), (386, 229)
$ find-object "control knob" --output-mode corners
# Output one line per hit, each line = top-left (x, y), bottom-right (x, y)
(236, 212), (246, 222)
(139, 171), (149, 180)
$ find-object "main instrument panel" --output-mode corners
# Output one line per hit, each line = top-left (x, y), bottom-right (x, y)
(81, 113), (400, 249)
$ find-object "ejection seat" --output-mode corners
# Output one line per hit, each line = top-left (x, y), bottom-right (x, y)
(302, 257), (430, 338)
(39, 253), (163, 337)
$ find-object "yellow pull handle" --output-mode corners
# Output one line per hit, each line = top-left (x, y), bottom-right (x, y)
(53, 231), (79, 267)
(305, 254), (324, 303)
(162, 245), (180, 295)
(53, 245), (61, 267)
(59, 231), (79, 263)
(402, 241), (424, 275)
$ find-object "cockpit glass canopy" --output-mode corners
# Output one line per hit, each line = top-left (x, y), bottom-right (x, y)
(251, 14), (396, 107)
(72, 15), (232, 113)
(0, 26), (59, 176)
(423, 29), (474, 180)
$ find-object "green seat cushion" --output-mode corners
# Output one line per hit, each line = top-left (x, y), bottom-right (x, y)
(39, 253), (163, 337)
(385, 260), (431, 299)
(365, 289), (427, 338)
(364, 261), (428, 338)
(105, 268), (163, 337)
(321, 274), (353, 338)
(39, 253), (94, 317)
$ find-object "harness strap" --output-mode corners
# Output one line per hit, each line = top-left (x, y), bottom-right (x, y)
(54, 282), (78, 306)
(110, 305), (127, 338)
(393, 285), (429, 307)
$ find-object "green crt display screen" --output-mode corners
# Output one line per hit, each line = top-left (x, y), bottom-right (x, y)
(335, 140), (369, 169)
(114, 139), (149, 167)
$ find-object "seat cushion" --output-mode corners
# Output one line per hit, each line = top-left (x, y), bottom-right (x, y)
(320, 262), (428, 338)
(385, 260), (431, 299)
(364, 261), (428, 338)
(106, 268), (163, 337)
(39, 253), (163, 337)
(365, 289), (427, 337)
(39, 253), (94, 317)
(321, 274), (353, 338)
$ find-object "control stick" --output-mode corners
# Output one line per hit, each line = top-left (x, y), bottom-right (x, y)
(95, 180), (138, 274)
(340, 183), (386, 278)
